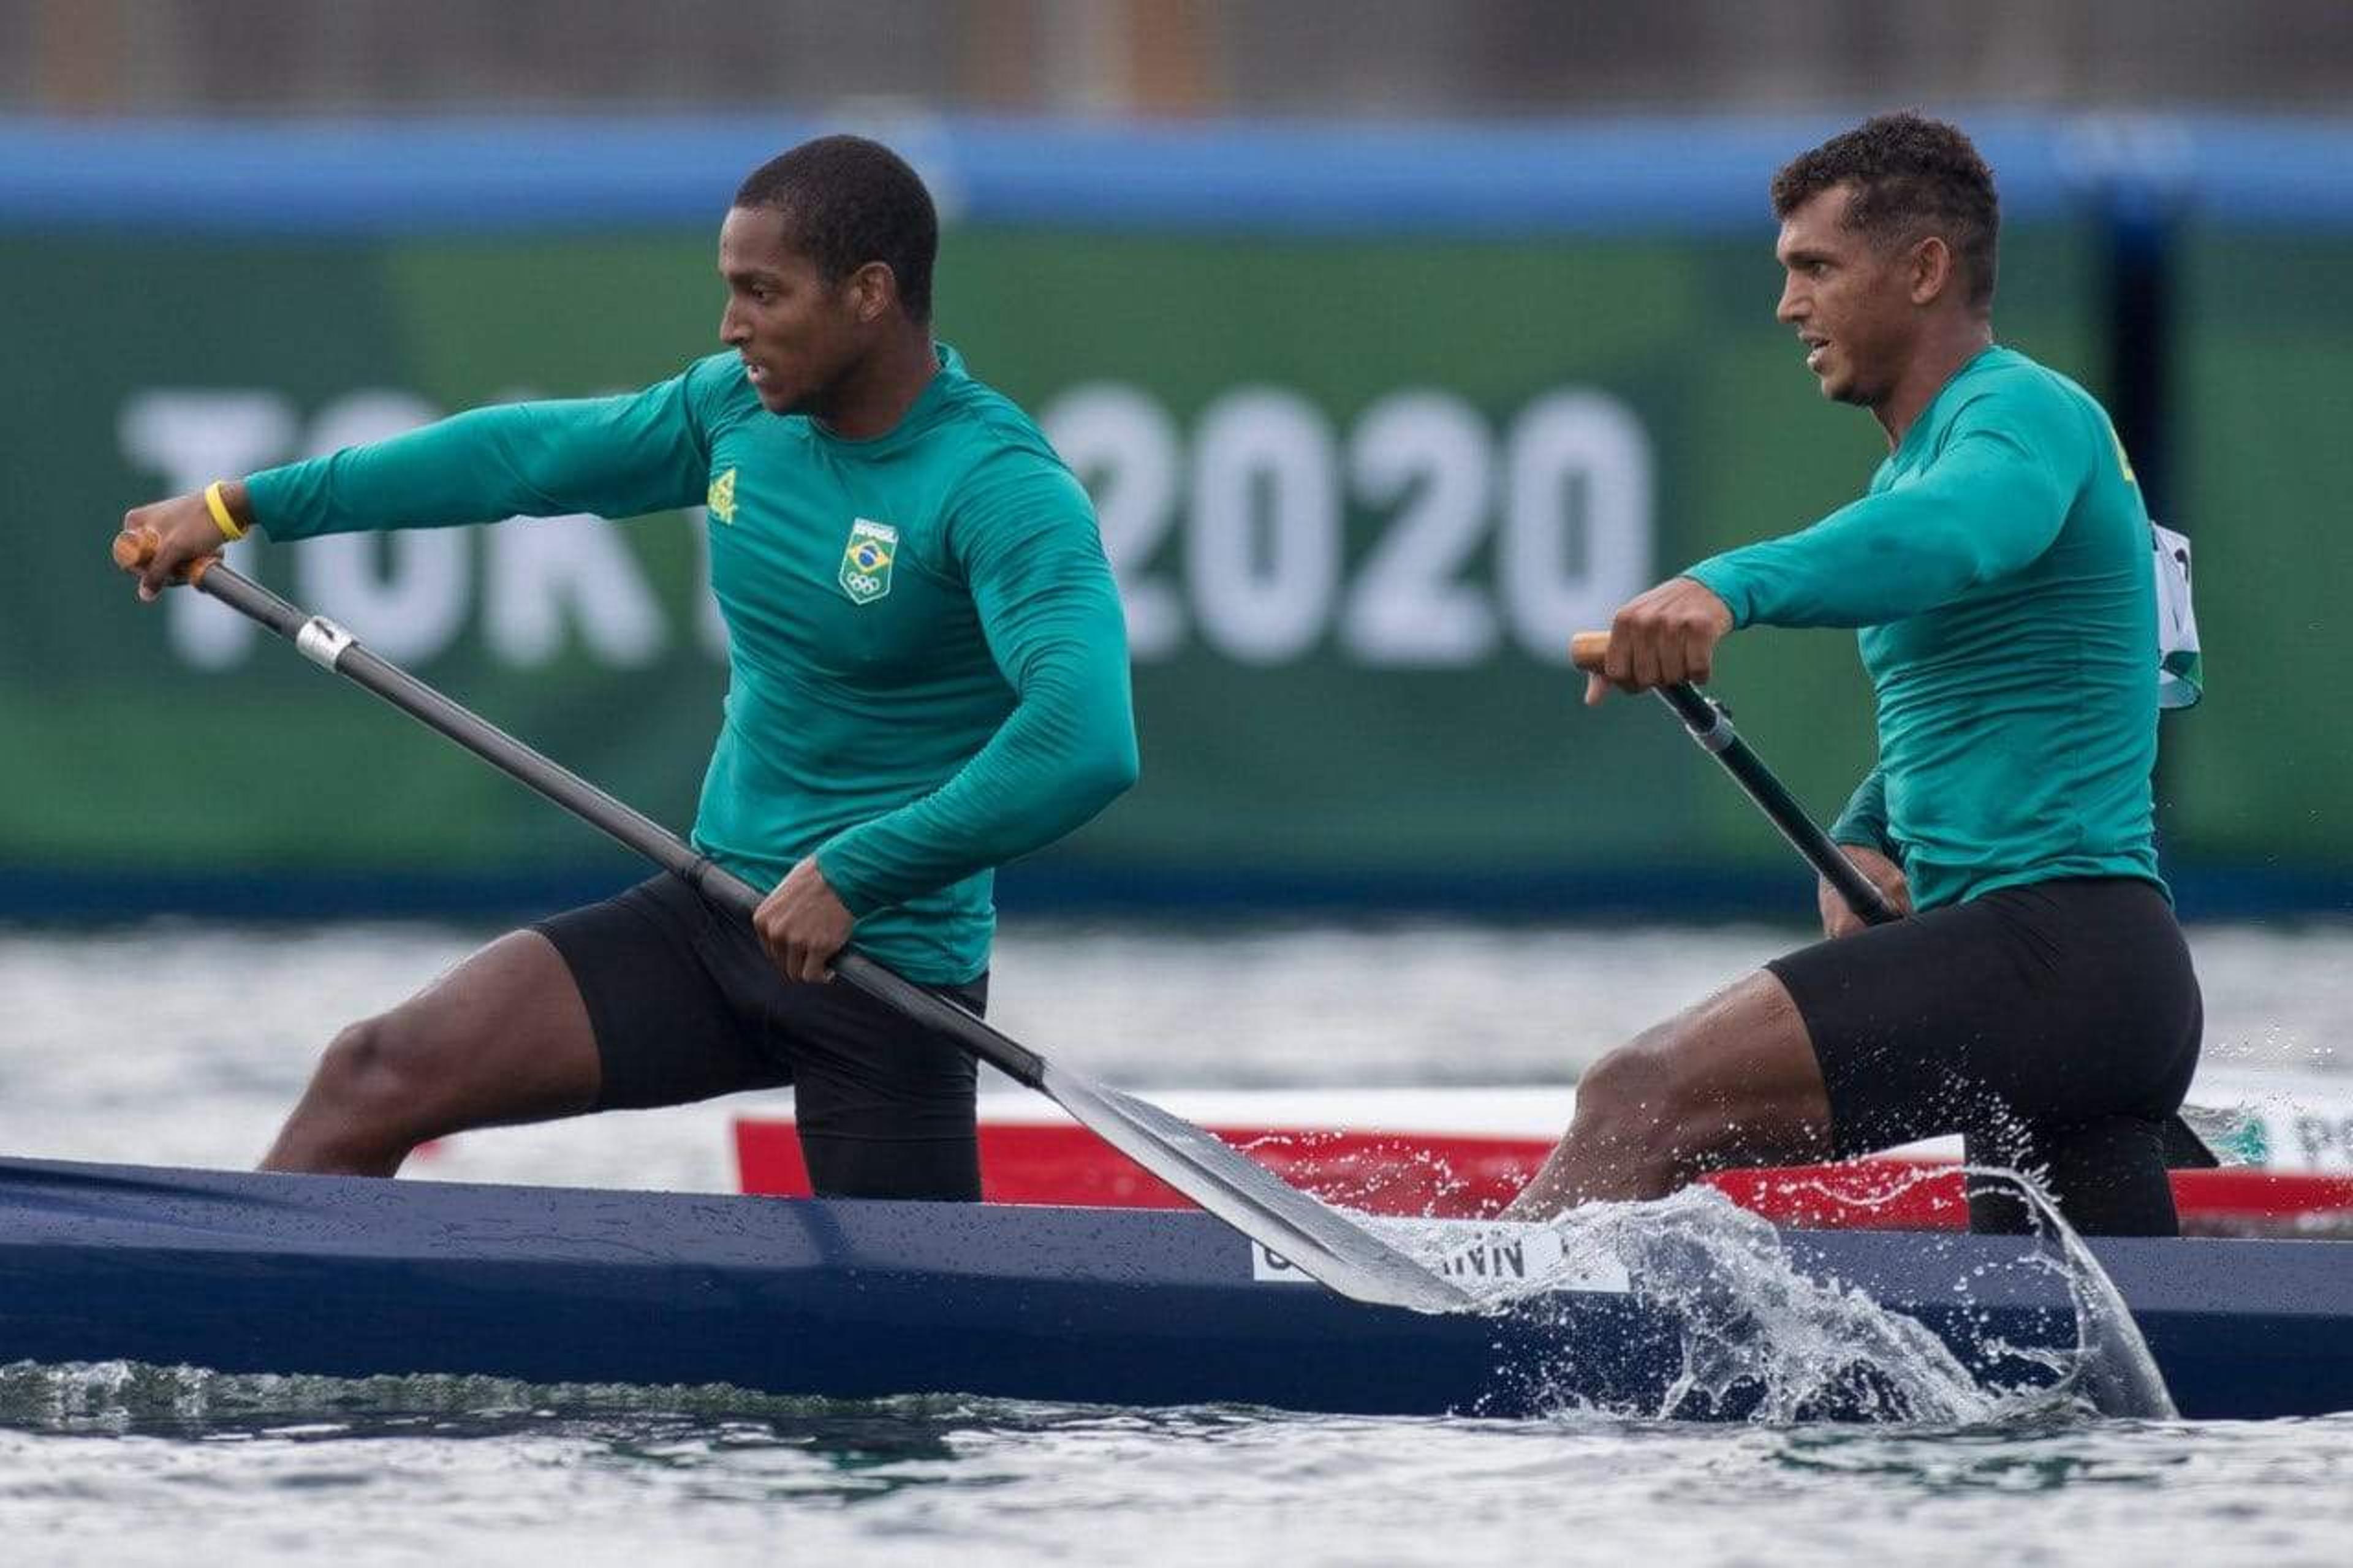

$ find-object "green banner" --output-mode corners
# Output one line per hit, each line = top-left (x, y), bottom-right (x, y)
(12, 218), (2281, 903)
(2164, 228), (2353, 864)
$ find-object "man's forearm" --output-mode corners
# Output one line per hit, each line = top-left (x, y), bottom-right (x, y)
(817, 670), (1140, 915)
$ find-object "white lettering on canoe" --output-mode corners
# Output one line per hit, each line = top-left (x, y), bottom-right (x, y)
(1249, 1226), (1629, 1293)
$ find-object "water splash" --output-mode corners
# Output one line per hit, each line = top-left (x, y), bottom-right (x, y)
(1371, 1166), (2173, 1425)
(1708, 1159), (2174, 1419)
(1964, 1169), (2175, 1420)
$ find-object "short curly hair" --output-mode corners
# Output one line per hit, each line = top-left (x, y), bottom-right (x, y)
(735, 135), (937, 322)
(1771, 113), (1999, 311)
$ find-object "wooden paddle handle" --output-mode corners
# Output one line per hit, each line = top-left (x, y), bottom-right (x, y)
(111, 528), (156, 569)
(113, 525), (217, 586)
(1569, 631), (1610, 672)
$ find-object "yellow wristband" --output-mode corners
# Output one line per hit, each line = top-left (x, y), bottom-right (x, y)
(203, 480), (246, 542)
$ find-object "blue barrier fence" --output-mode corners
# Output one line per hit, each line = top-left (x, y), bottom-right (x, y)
(4, 110), (2351, 235)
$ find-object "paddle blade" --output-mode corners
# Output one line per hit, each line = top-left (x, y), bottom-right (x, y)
(1042, 1066), (1474, 1314)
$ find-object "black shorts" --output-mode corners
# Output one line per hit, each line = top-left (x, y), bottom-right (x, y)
(532, 874), (985, 1202)
(1767, 877), (2202, 1237)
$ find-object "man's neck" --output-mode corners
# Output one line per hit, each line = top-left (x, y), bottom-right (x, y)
(814, 330), (941, 441)
(1873, 317), (1995, 449)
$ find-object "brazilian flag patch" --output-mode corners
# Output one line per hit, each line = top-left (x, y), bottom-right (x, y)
(839, 518), (899, 605)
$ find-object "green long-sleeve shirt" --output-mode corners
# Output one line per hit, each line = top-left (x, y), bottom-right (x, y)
(248, 346), (1139, 983)
(1684, 346), (2162, 912)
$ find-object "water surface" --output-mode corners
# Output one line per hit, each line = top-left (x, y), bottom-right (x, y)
(0, 916), (2344, 1565)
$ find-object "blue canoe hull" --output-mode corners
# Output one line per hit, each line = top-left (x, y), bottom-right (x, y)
(0, 1157), (2343, 1420)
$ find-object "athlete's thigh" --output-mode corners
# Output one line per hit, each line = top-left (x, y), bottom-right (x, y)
(1765, 895), (2040, 1157)
(365, 927), (601, 1129)
(1770, 879), (2199, 1161)
(1638, 968), (1836, 1165)
(766, 974), (982, 1132)
(763, 972), (983, 1200)
(532, 874), (792, 1113)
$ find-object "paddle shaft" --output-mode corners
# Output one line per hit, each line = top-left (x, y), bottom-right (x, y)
(1658, 682), (1900, 922)
(1568, 632), (1895, 923)
(125, 543), (1047, 1088)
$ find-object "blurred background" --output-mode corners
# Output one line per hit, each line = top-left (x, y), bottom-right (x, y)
(4, 0), (2349, 925)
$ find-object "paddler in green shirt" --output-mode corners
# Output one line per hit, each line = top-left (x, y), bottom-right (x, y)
(120, 135), (1139, 1202)
(1506, 113), (2202, 1235)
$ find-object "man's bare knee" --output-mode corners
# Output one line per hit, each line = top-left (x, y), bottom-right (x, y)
(1507, 973), (1828, 1219)
(314, 1014), (434, 1125)
(263, 1012), (436, 1175)
(284, 1012), (450, 1163)
(268, 930), (601, 1177)
(1569, 1037), (1697, 1195)
(1573, 987), (1823, 1188)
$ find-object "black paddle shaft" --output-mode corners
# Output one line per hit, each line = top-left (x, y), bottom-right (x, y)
(188, 561), (1049, 1089)
(1653, 683), (1899, 924)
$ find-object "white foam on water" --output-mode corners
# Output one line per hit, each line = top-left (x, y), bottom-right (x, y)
(0, 1357), (930, 1434)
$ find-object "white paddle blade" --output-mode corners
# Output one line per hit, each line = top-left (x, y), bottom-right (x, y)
(1044, 1068), (1475, 1314)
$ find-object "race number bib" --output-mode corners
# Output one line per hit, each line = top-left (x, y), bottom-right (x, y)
(2153, 521), (2202, 710)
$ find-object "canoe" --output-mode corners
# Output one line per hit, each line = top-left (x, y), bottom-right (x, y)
(735, 1072), (2353, 1233)
(0, 1155), (2344, 1421)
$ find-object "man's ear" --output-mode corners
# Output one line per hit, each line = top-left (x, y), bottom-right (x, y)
(849, 261), (899, 324)
(1909, 235), (1955, 307)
